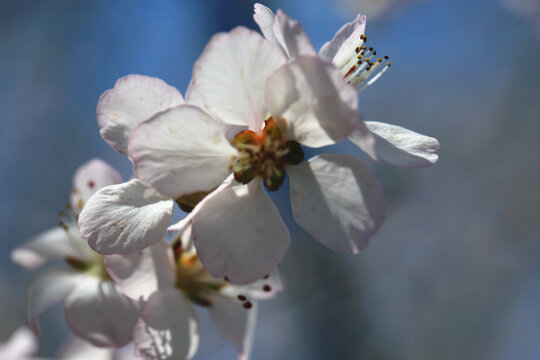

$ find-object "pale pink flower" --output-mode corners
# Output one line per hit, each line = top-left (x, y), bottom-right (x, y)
(11, 159), (142, 348)
(125, 26), (385, 284)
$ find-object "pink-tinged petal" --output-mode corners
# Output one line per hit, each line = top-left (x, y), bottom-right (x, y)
(209, 294), (257, 360)
(222, 268), (284, 301)
(27, 269), (81, 334)
(11, 225), (93, 270)
(272, 10), (316, 58)
(265, 56), (357, 147)
(192, 180), (290, 285)
(190, 26), (287, 131)
(58, 337), (113, 360)
(288, 154), (385, 254)
(64, 277), (142, 347)
(133, 289), (198, 360)
(129, 105), (237, 198)
(70, 159), (123, 214)
(319, 14), (367, 62)
(78, 180), (174, 255)
(98, 74), (184, 155)
(0, 327), (37, 358)
(105, 241), (175, 301)
(351, 121), (441, 168)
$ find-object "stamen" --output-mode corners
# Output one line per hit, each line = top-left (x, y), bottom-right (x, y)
(338, 33), (390, 92)
(237, 294), (247, 301)
(263, 285), (272, 292)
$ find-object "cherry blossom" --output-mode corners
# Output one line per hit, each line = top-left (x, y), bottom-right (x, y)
(127, 26), (385, 284)
(11, 159), (142, 348)
(104, 228), (283, 360)
(253, 3), (440, 168)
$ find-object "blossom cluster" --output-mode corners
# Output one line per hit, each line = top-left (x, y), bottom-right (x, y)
(7, 4), (439, 359)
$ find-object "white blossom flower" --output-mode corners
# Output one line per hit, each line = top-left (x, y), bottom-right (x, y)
(0, 327), (42, 360)
(126, 26), (385, 284)
(254, 3), (440, 168)
(104, 229), (283, 360)
(11, 159), (142, 348)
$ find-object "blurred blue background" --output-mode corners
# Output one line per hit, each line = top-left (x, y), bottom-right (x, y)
(1, 0), (540, 359)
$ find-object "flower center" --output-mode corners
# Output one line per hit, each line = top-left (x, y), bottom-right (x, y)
(231, 118), (304, 191)
(173, 242), (227, 307)
(334, 34), (391, 92)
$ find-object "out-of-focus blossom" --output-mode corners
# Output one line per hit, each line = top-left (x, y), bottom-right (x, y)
(104, 228), (283, 360)
(254, 4), (440, 168)
(500, 0), (540, 38)
(0, 327), (41, 360)
(11, 159), (142, 348)
(126, 26), (385, 284)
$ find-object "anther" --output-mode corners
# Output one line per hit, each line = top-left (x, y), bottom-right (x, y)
(237, 295), (247, 301)
(243, 301), (253, 309)
(263, 285), (272, 292)
(87, 180), (95, 188)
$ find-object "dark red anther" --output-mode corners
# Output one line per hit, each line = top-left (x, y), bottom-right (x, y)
(243, 301), (253, 309)
(263, 285), (272, 292)
(237, 295), (247, 301)
(87, 180), (95, 188)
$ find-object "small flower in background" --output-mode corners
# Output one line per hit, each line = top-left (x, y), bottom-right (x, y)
(0, 327), (41, 360)
(104, 227), (283, 360)
(11, 159), (142, 348)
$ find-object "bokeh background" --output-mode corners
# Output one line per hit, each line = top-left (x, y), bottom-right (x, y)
(1, 0), (540, 359)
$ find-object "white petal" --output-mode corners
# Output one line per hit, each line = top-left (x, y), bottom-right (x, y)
(0, 327), (37, 358)
(133, 289), (198, 360)
(129, 105), (237, 198)
(64, 277), (142, 347)
(98, 74), (184, 155)
(192, 180), (290, 284)
(265, 56), (357, 147)
(253, 4), (280, 47)
(288, 154), (385, 254)
(351, 121), (441, 168)
(272, 10), (316, 58)
(11, 225), (93, 270)
(27, 269), (81, 334)
(253, 5), (316, 59)
(104, 241), (175, 301)
(79, 179), (174, 255)
(58, 337), (113, 360)
(70, 158), (123, 214)
(222, 268), (284, 301)
(209, 294), (257, 360)
(190, 26), (286, 131)
(319, 14), (366, 62)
